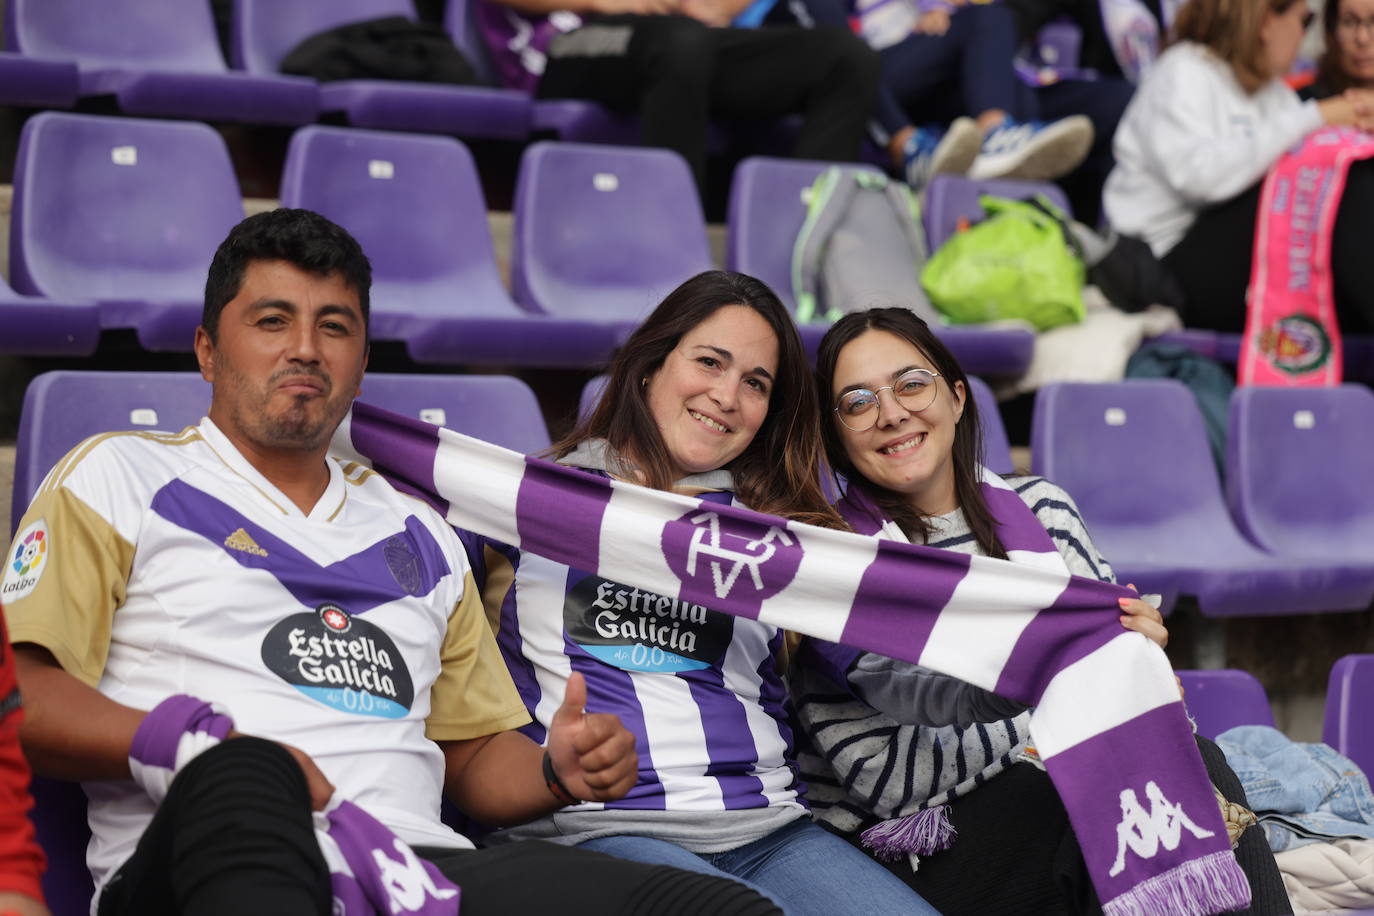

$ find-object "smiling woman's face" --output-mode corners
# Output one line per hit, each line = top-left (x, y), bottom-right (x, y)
(644, 304), (779, 480)
(832, 329), (965, 515)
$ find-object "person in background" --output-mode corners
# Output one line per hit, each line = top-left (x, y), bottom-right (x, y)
(1103, 0), (1374, 332)
(1307, 0), (1374, 95)
(474, 0), (880, 194)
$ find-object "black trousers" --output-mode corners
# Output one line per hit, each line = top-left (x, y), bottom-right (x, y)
(1162, 158), (1374, 334)
(537, 15), (880, 190)
(98, 738), (778, 916)
(852, 737), (1292, 916)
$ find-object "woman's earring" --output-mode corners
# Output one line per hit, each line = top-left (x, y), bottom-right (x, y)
(641, 377), (648, 388)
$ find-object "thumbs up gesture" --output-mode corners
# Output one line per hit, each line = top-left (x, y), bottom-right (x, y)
(544, 672), (640, 804)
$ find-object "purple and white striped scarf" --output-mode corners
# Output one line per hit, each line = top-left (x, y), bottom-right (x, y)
(129, 695), (461, 915)
(335, 401), (1251, 916)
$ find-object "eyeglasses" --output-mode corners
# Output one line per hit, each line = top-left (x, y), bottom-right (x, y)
(834, 368), (942, 431)
(1338, 14), (1374, 34)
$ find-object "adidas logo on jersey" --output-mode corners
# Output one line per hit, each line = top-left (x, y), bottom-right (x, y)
(224, 528), (268, 557)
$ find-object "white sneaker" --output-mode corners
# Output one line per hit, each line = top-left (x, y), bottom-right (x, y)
(902, 116), (982, 193)
(967, 115), (1095, 182)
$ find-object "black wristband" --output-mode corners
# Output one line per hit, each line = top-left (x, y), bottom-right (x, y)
(542, 750), (579, 806)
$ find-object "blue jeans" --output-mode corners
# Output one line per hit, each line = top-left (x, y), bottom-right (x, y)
(579, 818), (940, 915)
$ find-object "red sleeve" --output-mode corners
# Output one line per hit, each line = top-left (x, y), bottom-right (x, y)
(0, 608), (46, 903)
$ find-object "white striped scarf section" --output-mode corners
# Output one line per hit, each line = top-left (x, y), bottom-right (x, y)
(333, 402), (1250, 916)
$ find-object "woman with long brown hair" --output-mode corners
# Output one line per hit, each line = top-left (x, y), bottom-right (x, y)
(791, 307), (1290, 915)
(461, 273), (939, 914)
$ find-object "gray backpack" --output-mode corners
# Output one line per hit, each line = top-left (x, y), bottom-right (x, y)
(791, 167), (942, 326)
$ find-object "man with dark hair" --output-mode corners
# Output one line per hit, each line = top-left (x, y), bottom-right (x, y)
(4, 209), (779, 916)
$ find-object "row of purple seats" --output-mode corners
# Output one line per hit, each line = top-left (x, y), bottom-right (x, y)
(1033, 380), (1374, 616)
(7, 111), (1039, 375)
(1181, 659), (1374, 784)
(3, 0), (640, 144)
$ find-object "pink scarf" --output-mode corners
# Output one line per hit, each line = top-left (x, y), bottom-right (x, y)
(1240, 127), (1374, 386)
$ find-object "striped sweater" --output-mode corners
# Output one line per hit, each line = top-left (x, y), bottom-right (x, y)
(793, 476), (1116, 834)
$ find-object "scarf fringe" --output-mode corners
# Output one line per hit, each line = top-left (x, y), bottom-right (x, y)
(859, 805), (957, 862)
(1101, 849), (1252, 916)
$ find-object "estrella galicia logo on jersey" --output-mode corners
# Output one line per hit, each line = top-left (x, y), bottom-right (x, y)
(2, 520), (49, 602)
(563, 575), (733, 673)
(661, 509), (802, 614)
(261, 604), (414, 718)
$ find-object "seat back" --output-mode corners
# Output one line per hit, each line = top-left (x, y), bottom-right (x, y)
(1033, 20), (1083, 70)
(7, 0), (226, 72)
(12, 371), (209, 533)
(280, 126), (517, 328)
(359, 374), (550, 453)
(9, 112), (242, 304)
(511, 142), (713, 323)
(1324, 654), (1374, 779)
(923, 174), (1072, 252)
(967, 376), (1013, 475)
(726, 156), (884, 313)
(1175, 670), (1276, 740)
(442, 0), (503, 84)
(1227, 385), (1374, 554)
(233, 0), (415, 73)
(1031, 380), (1223, 531)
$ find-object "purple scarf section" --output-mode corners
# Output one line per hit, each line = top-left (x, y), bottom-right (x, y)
(336, 402), (1251, 916)
(129, 695), (460, 915)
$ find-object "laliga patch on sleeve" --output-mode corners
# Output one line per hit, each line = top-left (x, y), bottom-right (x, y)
(3, 519), (50, 601)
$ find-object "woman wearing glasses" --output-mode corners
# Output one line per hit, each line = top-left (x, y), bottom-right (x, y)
(1309, 0), (1374, 96)
(791, 307), (1291, 915)
(461, 273), (939, 915)
(1103, 0), (1374, 334)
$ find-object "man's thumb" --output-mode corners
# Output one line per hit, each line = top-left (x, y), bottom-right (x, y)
(555, 672), (588, 725)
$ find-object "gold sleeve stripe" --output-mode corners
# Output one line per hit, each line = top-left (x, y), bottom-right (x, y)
(40, 427), (202, 502)
(480, 545), (516, 638)
(425, 569), (531, 739)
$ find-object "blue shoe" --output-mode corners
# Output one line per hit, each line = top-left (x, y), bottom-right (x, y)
(902, 116), (981, 192)
(968, 114), (1094, 181)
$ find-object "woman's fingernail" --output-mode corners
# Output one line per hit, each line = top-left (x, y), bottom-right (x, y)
(1118, 597), (1131, 607)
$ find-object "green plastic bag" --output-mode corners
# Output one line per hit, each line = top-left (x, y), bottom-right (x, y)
(920, 195), (1086, 331)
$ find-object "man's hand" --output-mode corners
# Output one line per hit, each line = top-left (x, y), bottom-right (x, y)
(0, 891), (51, 916)
(279, 743), (336, 811)
(545, 673), (638, 802)
(913, 7), (951, 34)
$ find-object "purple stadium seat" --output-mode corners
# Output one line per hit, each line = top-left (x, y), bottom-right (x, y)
(1175, 669), (1276, 740)
(0, 278), (101, 357)
(279, 126), (620, 367)
(0, 52), (79, 107)
(361, 373), (550, 452)
(11, 371), (209, 534)
(923, 173), (1073, 252)
(5, 0), (317, 124)
(1032, 380), (1374, 616)
(725, 156), (1035, 376)
(512, 142), (714, 326)
(9, 112), (243, 352)
(233, 0), (531, 140)
(1324, 654), (1374, 779)
(1227, 386), (1374, 598)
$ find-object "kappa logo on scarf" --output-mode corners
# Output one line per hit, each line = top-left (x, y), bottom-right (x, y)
(1259, 314), (1332, 375)
(662, 509), (802, 612)
(1108, 780), (1216, 877)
